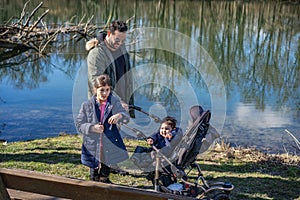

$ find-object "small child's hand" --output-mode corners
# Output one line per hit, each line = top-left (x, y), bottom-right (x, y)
(147, 138), (153, 145)
(166, 132), (172, 140)
(108, 113), (122, 124)
(93, 124), (104, 133)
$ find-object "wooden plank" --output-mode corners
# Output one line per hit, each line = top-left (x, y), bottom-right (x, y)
(7, 189), (70, 200)
(0, 175), (10, 200)
(0, 168), (192, 200)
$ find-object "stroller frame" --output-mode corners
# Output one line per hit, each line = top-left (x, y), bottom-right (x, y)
(122, 105), (234, 200)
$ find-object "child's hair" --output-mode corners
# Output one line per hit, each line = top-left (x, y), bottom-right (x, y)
(162, 116), (177, 129)
(94, 74), (112, 88)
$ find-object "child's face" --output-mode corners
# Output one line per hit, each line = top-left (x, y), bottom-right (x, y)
(160, 122), (172, 138)
(96, 85), (111, 103)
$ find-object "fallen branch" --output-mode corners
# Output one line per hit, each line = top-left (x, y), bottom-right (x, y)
(282, 129), (300, 155)
(285, 129), (300, 150)
(0, 1), (104, 62)
(24, 2), (44, 27)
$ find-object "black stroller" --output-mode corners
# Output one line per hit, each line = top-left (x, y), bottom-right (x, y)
(122, 105), (234, 200)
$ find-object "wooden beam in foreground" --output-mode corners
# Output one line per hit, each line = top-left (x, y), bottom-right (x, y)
(0, 168), (192, 200)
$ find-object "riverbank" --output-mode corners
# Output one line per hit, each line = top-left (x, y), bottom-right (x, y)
(0, 134), (299, 200)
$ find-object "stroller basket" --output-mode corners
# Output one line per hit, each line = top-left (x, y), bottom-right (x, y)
(123, 105), (234, 200)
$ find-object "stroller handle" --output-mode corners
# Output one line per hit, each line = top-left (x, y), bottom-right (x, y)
(119, 122), (147, 139)
(129, 105), (162, 123)
(128, 105), (142, 111)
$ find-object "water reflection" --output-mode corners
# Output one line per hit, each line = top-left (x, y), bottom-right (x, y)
(234, 103), (293, 128)
(0, 0), (299, 154)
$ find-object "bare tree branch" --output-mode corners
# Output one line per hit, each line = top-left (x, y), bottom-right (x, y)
(24, 2), (44, 27)
(0, 1), (107, 63)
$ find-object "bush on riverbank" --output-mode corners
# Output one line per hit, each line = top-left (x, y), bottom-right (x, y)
(0, 134), (299, 200)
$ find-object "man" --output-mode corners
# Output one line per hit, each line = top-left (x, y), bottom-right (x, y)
(86, 20), (134, 117)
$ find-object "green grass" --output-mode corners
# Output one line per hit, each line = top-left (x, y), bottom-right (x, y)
(0, 134), (299, 200)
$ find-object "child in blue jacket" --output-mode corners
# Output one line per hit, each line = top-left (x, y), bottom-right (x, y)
(131, 116), (182, 170)
(76, 74), (130, 183)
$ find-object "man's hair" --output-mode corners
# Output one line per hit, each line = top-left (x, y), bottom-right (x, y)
(85, 20), (128, 51)
(110, 20), (128, 33)
(162, 116), (177, 129)
(94, 74), (112, 88)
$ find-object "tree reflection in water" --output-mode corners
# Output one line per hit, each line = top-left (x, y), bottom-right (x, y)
(0, 0), (299, 153)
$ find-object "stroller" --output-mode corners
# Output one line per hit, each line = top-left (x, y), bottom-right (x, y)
(122, 105), (234, 200)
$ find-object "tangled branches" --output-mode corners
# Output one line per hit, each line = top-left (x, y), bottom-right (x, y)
(0, 1), (104, 64)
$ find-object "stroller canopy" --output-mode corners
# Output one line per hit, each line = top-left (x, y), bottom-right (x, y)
(172, 105), (211, 168)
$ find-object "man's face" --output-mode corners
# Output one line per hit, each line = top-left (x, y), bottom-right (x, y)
(106, 30), (126, 50)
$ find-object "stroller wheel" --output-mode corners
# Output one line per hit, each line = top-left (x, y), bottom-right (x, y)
(212, 193), (230, 200)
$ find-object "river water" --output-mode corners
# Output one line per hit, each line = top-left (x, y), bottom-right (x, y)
(0, 0), (299, 154)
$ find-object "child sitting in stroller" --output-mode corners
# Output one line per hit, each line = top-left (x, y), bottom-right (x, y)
(127, 106), (234, 199)
(130, 116), (183, 171)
